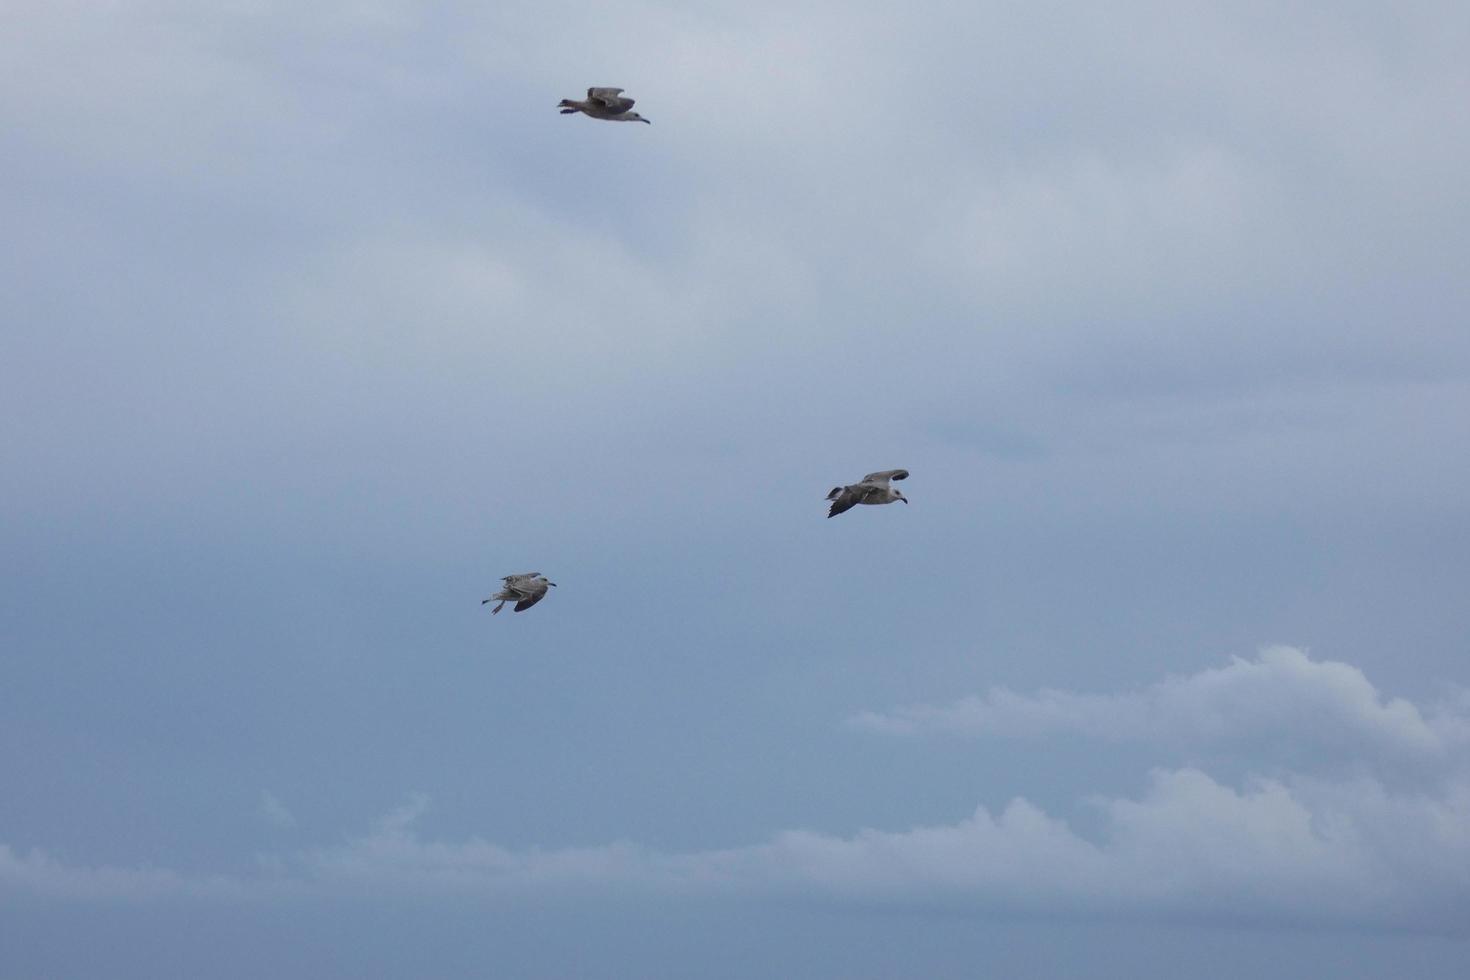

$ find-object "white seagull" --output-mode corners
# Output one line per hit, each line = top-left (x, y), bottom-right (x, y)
(557, 87), (651, 124)
(825, 469), (910, 518)
(482, 573), (557, 614)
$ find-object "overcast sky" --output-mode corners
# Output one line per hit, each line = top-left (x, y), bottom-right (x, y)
(3, 1), (1469, 976)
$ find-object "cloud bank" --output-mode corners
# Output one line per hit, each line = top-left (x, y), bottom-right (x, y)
(5, 650), (1467, 934)
(4, 769), (1466, 933)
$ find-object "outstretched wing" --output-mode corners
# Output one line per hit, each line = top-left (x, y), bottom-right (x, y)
(513, 580), (549, 611)
(502, 572), (541, 583)
(827, 488), (862, 518)
(587, 87), (634, 111)
(861, 469), (909, 485)
(514, 592), (546, 612)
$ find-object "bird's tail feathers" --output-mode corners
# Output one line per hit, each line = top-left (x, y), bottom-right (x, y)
(826, 487), (844, 500)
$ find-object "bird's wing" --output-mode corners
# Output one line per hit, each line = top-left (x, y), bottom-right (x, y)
(502, 572), (540, 582)
(861, 469), (909, 485)
(587, 87), (626, 106)
(513, 581), (549, 611)
(827, 489), (862, 518)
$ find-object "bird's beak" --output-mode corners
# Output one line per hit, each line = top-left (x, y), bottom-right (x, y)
(550, 582), (558, 587)
(900, 497), (909, 504)
(642, 118), (652, 124)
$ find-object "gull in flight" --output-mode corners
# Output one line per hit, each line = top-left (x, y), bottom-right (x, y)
(825, 469), (910, 518)
(557, 87), (651, 124)
(482, 573), (557, 614)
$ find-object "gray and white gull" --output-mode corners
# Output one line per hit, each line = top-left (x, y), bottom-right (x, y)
(482, 573), (557, 614)
(558, 87), (651, 124)
(825, 469), (910, 518)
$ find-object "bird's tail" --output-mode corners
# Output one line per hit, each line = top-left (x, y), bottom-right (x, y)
(558, 100), (579, 112)
(826, 486), (844, 500)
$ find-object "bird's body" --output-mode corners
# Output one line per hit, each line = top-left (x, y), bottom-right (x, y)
(483, 573), (557, 614)
(558, 87), (651, 123)
(825, 469), (910, 518)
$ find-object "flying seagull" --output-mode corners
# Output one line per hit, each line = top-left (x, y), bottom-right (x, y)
(825, 469), (910, 518)
(482, 573), (557, 614)
(558, 87), (651, 124)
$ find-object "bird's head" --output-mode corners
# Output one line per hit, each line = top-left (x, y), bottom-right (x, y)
(895, 491), (908, 504)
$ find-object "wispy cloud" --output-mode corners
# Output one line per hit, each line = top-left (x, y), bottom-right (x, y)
(258, 791), (297, 830)
(0, 845), (244, 902)
(848, 646), (1470, 764)
(5, 769), (1467, 933)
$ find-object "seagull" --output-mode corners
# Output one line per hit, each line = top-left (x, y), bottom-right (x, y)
(482, 573), (557, 614)
(558, 87), (651, 124)
(825, 469), (910, 518)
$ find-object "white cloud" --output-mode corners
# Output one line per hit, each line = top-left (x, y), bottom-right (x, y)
(5, 769), (1467, 933)
(0, 845), (243, 902)
(6, 652), (1468, 930)
(848, 646), (1468, 765)
(730, 768), (1470, 931)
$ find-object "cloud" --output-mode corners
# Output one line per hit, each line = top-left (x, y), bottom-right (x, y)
(6, 652), (1468, 931)
(848, 647), (1470, 765)
(725, 768), (1470, 932)
(258, 791), (297, 829)
(5, 769), (1467, 933)
(5, 0), (1468, 531)
(0, 845), (243, 902)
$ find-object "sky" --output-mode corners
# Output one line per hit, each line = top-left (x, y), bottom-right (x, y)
(2, 0), (1469, 975)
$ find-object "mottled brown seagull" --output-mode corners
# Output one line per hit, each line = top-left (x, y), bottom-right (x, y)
(557, 87), (651, 124)
(825, 470), (910, 518)
(482, 573), (557, 614)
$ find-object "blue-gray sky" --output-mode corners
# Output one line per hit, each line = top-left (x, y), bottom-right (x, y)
(3, 1), (1469, 976)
